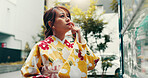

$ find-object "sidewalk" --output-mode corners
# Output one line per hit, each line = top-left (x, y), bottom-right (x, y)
(0, 64), (22, 74)
(0, 71), (22, 78)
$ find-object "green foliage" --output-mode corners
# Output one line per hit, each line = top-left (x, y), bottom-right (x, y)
(24, 42), (31, 52)
(110, 0), (118, 13)
(96, 43), (107, 52)
(32, 25), (45, 43)
(37, 25), (45, 41)
(24, 42), (31, 57)
(67, 0), (113, 76)
(70, 0), (110, 52)
(54, 0), (61, 6)
(88, 69), (97, 78)
(101, 55), (116, 74)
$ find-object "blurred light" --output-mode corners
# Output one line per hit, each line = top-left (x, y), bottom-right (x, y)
(58, 0), (71, 2)
(1, 43), (6, 48)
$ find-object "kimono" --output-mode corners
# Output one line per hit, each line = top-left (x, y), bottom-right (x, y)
(21, 34), (100, 78)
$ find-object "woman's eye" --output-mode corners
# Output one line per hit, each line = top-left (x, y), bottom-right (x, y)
(67, 16), (70, 18)
(60, 15), (64, 17)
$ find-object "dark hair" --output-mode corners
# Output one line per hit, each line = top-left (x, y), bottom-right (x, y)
(43, 6), (71, 38)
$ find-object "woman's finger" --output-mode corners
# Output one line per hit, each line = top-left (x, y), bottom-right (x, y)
(70, 22), (75, 27)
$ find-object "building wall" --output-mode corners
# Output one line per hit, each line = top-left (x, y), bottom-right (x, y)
(0, 35), (21, 49)
(0, 0), (17, 34)
(0, 0), (44, 50)
(122, 0), (148, 77)
(91, 13), (120, 75)
(97, 0), (114, 13)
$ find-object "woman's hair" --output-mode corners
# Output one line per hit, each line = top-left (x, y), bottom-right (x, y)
(43, 6), (71, 38)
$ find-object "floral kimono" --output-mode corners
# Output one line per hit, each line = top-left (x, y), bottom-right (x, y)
(21, 34), (99, 78)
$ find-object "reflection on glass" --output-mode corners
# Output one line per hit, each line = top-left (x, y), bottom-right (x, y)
(123, 7), (148, 78)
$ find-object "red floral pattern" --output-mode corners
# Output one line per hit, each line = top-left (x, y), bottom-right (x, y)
(71, 43), (74, 48)
(78, 50), (84, 60)
(45, 36), (54, 44)
(94, 59), (99, 66)
(64, 40), (74, 48)
(39, 36), (54, 50)
(39, 41), (49, 50)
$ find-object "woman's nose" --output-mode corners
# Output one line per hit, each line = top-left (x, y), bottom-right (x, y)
(66, 17), (70, 22)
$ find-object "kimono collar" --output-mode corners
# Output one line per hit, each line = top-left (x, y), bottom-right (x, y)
(52, 35), (66, 44)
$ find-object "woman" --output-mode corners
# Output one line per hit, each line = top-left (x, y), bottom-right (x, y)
(21, 6), (99, 78)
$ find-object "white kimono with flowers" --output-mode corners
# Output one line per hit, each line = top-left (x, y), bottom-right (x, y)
(21, 34), (99, 78)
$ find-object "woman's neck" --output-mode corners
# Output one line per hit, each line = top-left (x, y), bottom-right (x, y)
(54, 32), (65, 41)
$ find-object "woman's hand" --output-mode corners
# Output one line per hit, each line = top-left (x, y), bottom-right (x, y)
(69, 22), (81, 43)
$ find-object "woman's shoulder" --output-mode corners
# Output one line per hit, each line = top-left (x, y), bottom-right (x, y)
(35, 36), (54, 50)
(37, 36), (54, 44)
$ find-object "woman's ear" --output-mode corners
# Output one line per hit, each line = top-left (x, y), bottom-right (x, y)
(48, 21), (52, 27)
(52, 26), (55, 29)
(52, 26), (55, 35)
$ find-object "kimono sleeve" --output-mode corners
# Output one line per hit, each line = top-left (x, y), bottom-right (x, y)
(77, 33), (100, 70)
(21, 44), (42, 77)
(86, 45), (100, 70)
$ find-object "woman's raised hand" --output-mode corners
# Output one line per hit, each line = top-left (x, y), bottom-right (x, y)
(69, 22), (81, 43)
(68, 22), (80, 34)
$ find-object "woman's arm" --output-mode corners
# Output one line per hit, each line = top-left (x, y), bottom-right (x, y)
(71, 26), (100, 70)
(21, 44), (42, 77)
(70, 22), (81, 43)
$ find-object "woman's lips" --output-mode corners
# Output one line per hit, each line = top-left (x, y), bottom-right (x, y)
(66, 23), (70, 25)
(66, 22), (72, 26)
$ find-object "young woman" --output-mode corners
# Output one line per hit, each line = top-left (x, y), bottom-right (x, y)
(21, 6), (99, 78)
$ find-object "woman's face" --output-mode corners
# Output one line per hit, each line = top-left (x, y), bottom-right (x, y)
(53, 8), (71, 33)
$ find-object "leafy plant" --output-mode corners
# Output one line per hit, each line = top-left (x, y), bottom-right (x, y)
(24, 42), (31, 57)
(68, 0), (110, 53)
(101, 55), (116, 74)
(110, 0), (118, 13)
(32, 25), (45, 43)
(67, 0), (112, 77)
